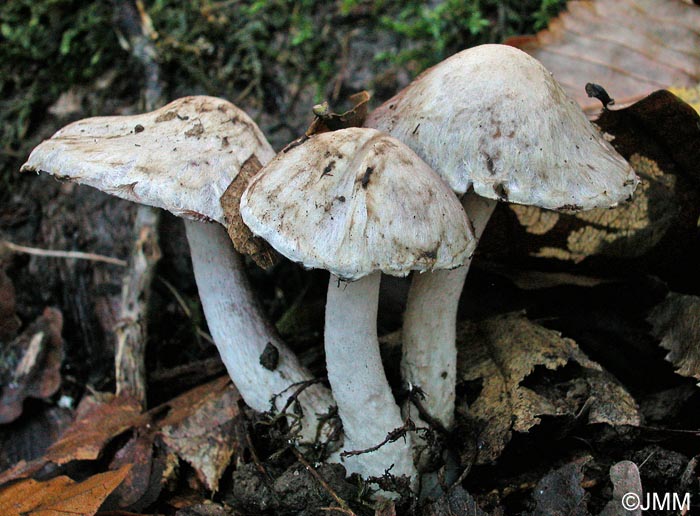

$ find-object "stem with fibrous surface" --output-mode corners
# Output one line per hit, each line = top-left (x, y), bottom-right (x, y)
(185, 220), (335, 442)
(401, 193), (497, 430)
(325, 271), (417, 482)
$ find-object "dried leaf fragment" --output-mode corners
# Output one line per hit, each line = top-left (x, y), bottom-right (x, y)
(506, 0), (700, 114)
(159, 376), (241, 492)
(0, 394), (146, 485)
(220, 154), (280, 269)
(0, 463), (131, 516)
(648, 293), (700, 383)
(0, 307), (64, 424)
(457, 313), (639, 464)
(600, 461), (643, 516)
(531, 461), (590, 516)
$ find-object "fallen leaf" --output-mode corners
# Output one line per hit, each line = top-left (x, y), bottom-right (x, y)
(456, 313), (639, 464)
(103, 430), (166, 512)
(306, 90), (371, 135)
(648, 293), (700, 383)
(0, 463), (131, 516)
(530, 461), (590, 516)
(281, 91), (371, 152)
(160, 377), (241, 492)
(506, 0), (700, 114)
(0, 394), (146, 485)
(220, 154), (280, 269)
(599, 461), (643, 516)
(46, 394), (147, 465)
(0, 307), (64, 424)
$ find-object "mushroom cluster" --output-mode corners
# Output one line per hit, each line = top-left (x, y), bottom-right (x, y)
(21, 44), (638, 495)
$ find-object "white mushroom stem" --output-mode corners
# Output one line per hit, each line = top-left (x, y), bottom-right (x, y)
(325, 272), (417, 482)
(402, 193), (497, 429)
(184, 220), (335, 442)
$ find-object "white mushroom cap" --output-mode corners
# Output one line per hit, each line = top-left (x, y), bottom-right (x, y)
(240, 127), (475, 281)
(21, 96), (275, 222)
(366, 44), (639, 211)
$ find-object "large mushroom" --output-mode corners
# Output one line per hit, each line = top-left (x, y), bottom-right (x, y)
(21, 96), (335, 441)
(240, 127), (475, 483)
(366, 44), (639, 431)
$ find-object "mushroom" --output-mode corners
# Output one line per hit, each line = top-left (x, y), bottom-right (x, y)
(21, 96), (335, 440)
(240, 127), (475, 482)
(366, 44), (639, 430)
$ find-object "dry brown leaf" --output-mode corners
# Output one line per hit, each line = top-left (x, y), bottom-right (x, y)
(648, 293), (700, 383)
(530, 461), (590, 516)
(506, 0), (700, 114)
(0, 463), (131, 516)
(220, 154), (280, 269)
(103, 430), (166, 512)
(600, 461), (643, 516)
(0, 307), (64, 424)
(307, 90), (371, 135)
(159, 377), (241, 492)
(0, 394), (146, 485)
(281, 91), (371, 152)
(457, 313), (639, 464)
(46, 395), (146, 465)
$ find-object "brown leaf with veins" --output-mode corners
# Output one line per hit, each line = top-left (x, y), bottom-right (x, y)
(0, 394), (146, 485)
(648, 293), (700, 383)
(0, 463), (131, 516)
(0, 307), (63, 424)
(506, 0), (700, 114)
(220, 154), (280, 270)
(600, 461), (643, 516)
(456, 313), (639, 464)
(159, 376), (241, 492)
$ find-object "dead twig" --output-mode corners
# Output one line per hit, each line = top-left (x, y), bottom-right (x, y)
(114, 206), (161, 405)
(340, 417), (417, 459)
(1, 240), (127, 266)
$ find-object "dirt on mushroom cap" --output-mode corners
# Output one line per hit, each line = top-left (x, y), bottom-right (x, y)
(21, 96), (275, 223)
(240, 127), (475, 281)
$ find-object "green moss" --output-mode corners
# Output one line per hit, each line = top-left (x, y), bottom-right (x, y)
(0, 0), (129, 196)
(0, 0), (565, 199)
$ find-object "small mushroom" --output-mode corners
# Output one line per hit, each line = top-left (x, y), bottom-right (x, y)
(366, 44), (639, 430)
(21, 96), (335, 440)
(240, 127), (475, 482)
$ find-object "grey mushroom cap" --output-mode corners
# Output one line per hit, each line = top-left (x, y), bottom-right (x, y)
(240, 127), (475, 281)
(366, 44), (639, 211)
(21, 96), (275, 222)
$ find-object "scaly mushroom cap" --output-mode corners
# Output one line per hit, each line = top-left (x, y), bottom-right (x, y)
(240, 127), (475, 281)
(21, 96), (275, 223)
(366, 44), (639, 211)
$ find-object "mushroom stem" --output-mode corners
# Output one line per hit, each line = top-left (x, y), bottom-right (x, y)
(325, 272), (417, 481)
(402, 193), (497, 429)
(184, 220), (335, 442)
